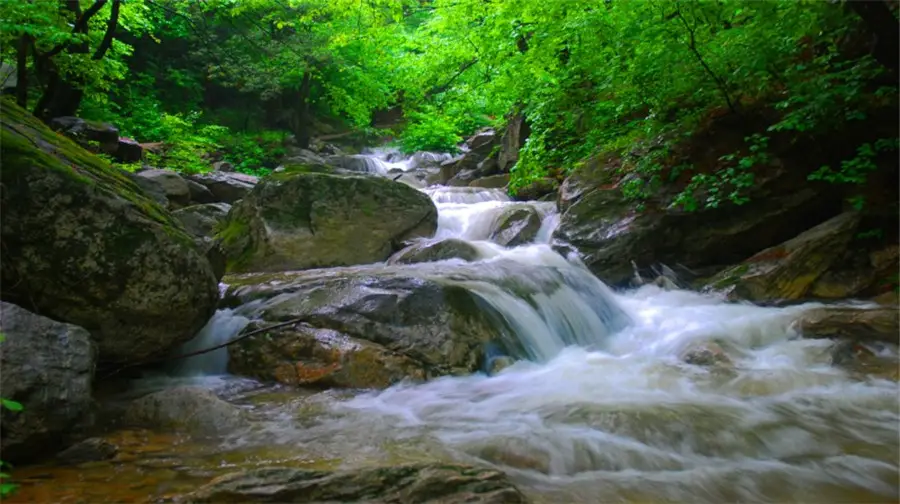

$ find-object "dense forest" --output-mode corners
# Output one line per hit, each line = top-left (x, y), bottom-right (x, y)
(1, 1), (898, 502)
(3, 0), (897, 198)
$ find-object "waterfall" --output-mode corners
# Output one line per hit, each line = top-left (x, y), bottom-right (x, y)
(169, 307), (250, 376)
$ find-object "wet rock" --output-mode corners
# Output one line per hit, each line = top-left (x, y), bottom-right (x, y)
(217, 172), (437, 273)
(1, 101), (220, 365)
(553, 163), (842, 287)
(0, 302), (96, 464)
(188, 172), (258, 204)
(223, 265), (510, 376)
(174, 203), (232, 240)
(704, 212), (862, 301)
(388, 238), (482, 265)
(512, 178), (559, 202)
(181, 463), (528, 503)
(488, 356), (516, 375)
(490, 205), (542, 247)
(122, 169), (170, 207)
(123, 387), (248, 435)
(681, 341), (733, 367)
(229, 324), (426, 388)
(136, 169), (192, 208)
(793, 305), (899, 344)
(56, 437), (118, 465)
(469, 174), (510, 189)
(807, 244), (899, 300)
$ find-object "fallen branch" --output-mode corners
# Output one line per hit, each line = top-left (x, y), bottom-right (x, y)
(100, 317), (308, 378)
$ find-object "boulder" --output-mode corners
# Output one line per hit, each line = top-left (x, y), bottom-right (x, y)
(490, 205), (542, 247)
(115, 138), (143, 163)
(185, 178), (217, 204)
(49, 116), (119, 148)
(807, 244), (899, 299)
(136, 169), (192, 207)
(229, 324), (426, 388)
(792, 305), (899, 344)
(122, 170), (169, 207)
(181, 463), (529, 504)
(223, 266), (500, 377)
(512, 178), (559, 202)
(217, 172), (437, 273)
(0, 101), (220, 364)
(188, 172), (259, 204)
(553, 165), (842, 287)
(438, 155), (466, 184)
(388, 239), (482, 265)
(497, 110), (529, 172)
(0, 302), (96, 464)
(174, 203), (232, 240)
(465, 128), (499, 157)
(703, 212), (861, 301)
(469, 174), (510, 189)
(122, 386), (248, 435)
(212, 161), (234, 172)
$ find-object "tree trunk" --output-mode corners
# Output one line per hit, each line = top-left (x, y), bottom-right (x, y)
(16, 36), (28, 107)
(288, 71), (313, 149)
(847, 0), (899, 74)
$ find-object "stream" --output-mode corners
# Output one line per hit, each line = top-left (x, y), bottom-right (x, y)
(10, 149), (899, 503)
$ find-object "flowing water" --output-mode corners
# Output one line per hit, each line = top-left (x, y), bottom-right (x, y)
(10, 150), (899, 503)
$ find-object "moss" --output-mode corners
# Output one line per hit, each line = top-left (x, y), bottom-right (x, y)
(708, 263), (751, 290)
(0, 99), (193, 249)
(214, 218), (254, 272)
(277, 162), (334, 176)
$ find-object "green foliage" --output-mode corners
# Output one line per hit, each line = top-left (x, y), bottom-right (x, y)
(398, 108), (461, 154)
(809, 138), (899, 185)
(0, 333), (19, 498)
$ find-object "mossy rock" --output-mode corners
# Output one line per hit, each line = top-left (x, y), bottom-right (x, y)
(0, 99), (219, 365)
(217, 172), (438, 273)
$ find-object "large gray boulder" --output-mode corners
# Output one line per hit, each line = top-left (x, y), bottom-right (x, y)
(217, 172), (437, 273)
(188, 172), (259, 204)
(1, 101), (220, 364)
(135, 169), (192, 207)
(174, 203), (232, 240)
(0, 302), (96, 463)
(182, 463), (529, 503)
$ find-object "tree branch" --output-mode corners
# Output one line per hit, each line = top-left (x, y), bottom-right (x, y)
(92, 0), (120, 60)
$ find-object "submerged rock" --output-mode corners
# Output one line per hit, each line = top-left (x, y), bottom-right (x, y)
(122, 386), (248, 435)
(188, 172), (258, 204)
(703, 212), (862, 301)
(217, 172), (437, 273)
(680, 341), (733, 368)
(181, 463), (528, 503)
(792, 305), (899, 344)
(56, 437), (118, 465)
(0, 302), (96, 464)
(388, 238), (482, 265)
(0, 101), (220, 364)
(490, 205), (542, 247)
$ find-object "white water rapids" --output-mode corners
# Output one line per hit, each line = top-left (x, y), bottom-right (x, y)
(158, 152), (898, 503)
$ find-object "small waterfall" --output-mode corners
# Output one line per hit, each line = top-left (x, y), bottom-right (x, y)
(169, 308), (250, 376)
(351, 148), (453, 175)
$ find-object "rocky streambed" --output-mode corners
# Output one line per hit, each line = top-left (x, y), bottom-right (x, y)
(1, 100), (898, 503)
